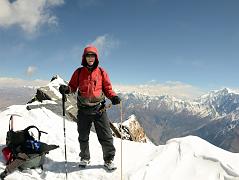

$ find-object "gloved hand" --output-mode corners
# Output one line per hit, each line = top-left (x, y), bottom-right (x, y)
(59, 85), (70, 94)
(111, 96), (121, 105)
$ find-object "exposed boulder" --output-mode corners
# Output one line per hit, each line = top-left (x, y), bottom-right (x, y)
(112, 115), (148, 143)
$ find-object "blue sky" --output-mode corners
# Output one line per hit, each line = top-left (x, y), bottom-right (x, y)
(0, 0), (239, 92)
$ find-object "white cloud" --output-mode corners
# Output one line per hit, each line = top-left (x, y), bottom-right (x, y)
(0, 77), (49, 87)
(69, 35), (119, 62)
(26, 66), (37, 76)
(0, 0), (64, 34)
(114, 81), (206, 100)
(89, 34), (119, 57)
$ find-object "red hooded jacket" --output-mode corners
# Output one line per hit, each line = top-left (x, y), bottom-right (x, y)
(68, 46), (116, 106)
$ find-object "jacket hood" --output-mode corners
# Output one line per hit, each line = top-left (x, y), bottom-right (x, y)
(81, 45), (99, 68)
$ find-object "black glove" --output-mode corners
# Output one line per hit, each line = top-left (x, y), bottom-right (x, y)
(59, 85), (70, 94)
(111, 96), (121, 105)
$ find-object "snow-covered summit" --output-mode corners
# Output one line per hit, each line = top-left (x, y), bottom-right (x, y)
(1, 104), (239, 180)
(48, 75), (66, 86)
(197, 88), (239, 116)
(199, 88), (239, 102)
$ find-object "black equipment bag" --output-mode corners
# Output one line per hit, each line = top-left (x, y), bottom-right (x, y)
(4, 115), (58, 170)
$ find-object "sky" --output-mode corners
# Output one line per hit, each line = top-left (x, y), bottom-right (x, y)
(0, 0), (239, 93)
(1, 103), (239, 179)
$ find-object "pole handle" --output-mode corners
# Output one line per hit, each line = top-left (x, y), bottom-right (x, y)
(62, 93), (66, 116)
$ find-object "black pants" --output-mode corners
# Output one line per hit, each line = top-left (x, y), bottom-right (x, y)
(77, 110), (116, 162)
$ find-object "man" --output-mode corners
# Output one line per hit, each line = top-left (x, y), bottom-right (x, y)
(59, 45), (120, 170)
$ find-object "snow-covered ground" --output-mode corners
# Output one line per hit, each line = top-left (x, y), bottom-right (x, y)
(1, 103), (239, 180)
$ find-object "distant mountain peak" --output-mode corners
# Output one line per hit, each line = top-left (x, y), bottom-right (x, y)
(214, 88), (234, 95)
(199, 88), (238, 101)
(48, 75), (67, 86)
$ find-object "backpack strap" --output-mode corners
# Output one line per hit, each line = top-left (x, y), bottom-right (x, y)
(24, 126), (48, 141)
(77, 67), (82, 87)
(98, 67), (104, 81)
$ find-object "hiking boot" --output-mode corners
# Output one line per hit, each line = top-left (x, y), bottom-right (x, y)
(79, 159), (90, 168)
(104, 160), (117, 170)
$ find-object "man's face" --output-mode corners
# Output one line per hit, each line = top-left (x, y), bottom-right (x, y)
(85, 53), (96, 66)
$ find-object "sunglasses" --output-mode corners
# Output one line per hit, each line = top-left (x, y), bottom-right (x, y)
(85, 53), (96, 58)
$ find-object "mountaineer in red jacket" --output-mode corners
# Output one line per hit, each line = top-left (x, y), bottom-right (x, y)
(59, 45), (120, 170)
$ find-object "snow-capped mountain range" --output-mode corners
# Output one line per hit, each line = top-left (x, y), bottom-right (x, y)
(115, 87), (239, 119)
(109, 87), (239, 152)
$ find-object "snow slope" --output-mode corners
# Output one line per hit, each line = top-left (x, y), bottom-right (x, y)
(0, 103), (239, 180)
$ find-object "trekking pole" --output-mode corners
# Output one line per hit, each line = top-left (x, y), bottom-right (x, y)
(62, 93), (68, 179)
(120, 101), (123, 180)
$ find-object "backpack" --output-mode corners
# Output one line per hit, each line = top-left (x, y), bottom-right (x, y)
(6, 125), (47, 152)
(6, 115), (48, 154)
(2, 115), (59, 171)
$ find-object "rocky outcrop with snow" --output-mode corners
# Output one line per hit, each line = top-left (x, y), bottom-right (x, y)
(112, 114), (148, 143)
